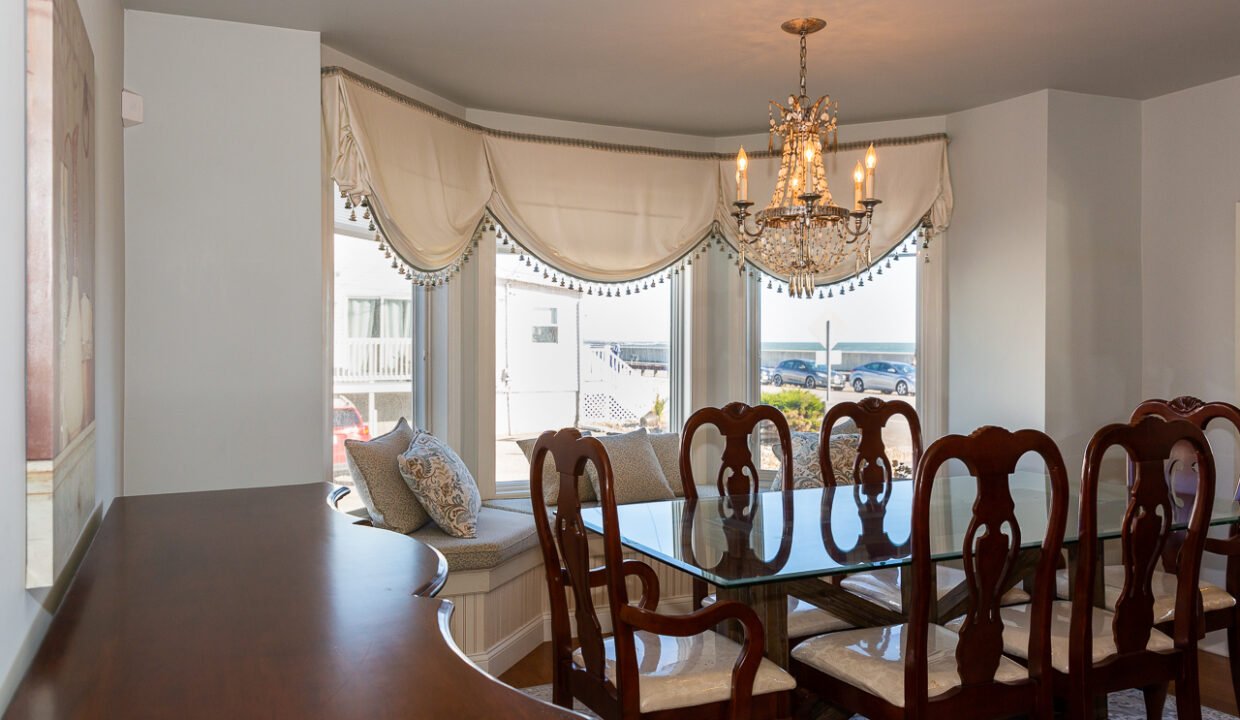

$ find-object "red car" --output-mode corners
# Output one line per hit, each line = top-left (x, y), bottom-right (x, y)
(332, 397), (371, 470)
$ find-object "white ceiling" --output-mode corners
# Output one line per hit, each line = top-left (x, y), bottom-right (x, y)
(123, 0), (1240, 136)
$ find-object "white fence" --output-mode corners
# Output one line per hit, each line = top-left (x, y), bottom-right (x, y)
(579, 346), (665, 427)
(334, 338), (413, 382)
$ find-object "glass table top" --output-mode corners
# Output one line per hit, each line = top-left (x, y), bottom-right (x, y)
(578, 472), (1240, 588)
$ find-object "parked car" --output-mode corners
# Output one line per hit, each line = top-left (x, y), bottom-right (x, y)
(849, 361), (916, 396)
(822, 364), (849, 390)
(759, 365), (773, 385)
(769, 359), (830, 389)
(332, 397), (371, 469)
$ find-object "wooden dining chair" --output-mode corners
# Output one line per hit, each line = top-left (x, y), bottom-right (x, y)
(819, 398), (1029, 615)
(679, 403), (850, 641)
(995, 415), (1216, 720)
(1125, 396), (1240, 708)
(680, 401), (793, 502)
(791, 426), (1069, 720)
(680, 402), (792, 610)
(529, 427), (795, 720)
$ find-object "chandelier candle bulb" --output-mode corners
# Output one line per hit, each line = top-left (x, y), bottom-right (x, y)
(736, 147), (749, 202)
(804, 145), (814, 196)
(853, 161), (864, 210)
(865, 143), (877, 199)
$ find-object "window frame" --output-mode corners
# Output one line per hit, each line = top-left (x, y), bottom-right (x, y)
(490, 249), (686, 498)
(325, 181), (427, 482)
(751, 232), (929, 482)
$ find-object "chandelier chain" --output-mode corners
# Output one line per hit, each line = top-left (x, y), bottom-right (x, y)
(799, 31), (808, 99)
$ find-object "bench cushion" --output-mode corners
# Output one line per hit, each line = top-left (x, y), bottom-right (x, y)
(482, 483), (719, 517)
(408, 507), (539, 571)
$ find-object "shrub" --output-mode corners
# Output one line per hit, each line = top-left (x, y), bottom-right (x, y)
(761, 389), (824, 432)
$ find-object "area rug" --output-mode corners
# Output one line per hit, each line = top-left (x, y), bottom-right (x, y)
(521, 683), (1237, 719)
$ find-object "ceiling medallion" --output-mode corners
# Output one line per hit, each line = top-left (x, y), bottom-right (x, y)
(732, 18), (881, 298)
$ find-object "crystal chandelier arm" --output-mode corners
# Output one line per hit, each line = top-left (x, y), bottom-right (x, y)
(731, 201), (765, 241)
(844, 198), (882, 239)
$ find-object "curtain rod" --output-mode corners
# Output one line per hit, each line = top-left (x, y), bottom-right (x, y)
(322, 66), (948, 161)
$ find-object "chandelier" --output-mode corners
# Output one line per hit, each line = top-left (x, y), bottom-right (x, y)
(733, 18), (881, 298)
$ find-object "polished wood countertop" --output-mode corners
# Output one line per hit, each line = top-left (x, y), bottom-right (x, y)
(4, 482), (579, 719)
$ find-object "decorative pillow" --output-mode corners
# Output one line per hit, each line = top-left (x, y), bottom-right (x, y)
(586, 428), (676, 505)
(770, 432), (863, 490)
(398, 430), (483, 538)
(647, 432), (685, 497)
(518, 436), (596, 507)
(344, 418), (431, 533)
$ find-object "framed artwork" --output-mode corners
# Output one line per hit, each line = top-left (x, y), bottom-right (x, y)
(26, 0), (96, 590)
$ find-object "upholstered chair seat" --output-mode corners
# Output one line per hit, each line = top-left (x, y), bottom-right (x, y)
(949, 601), (1175, 673)
(840, 565), (1031, 612)
(791, 624), (1028, 707)
(570, 630), (795, 714)
(702, 594), (853, 637)
(1053, 566), (1235, 624)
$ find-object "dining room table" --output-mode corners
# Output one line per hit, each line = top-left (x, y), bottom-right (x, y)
(580, 471), (1240, 669)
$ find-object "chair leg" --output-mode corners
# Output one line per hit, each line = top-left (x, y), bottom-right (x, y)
(552, 662), (572, 708)
(692, 578), (708, 610)
(1176, 654), (1203, 720)
(1141, 684), (1167, 719)
(1227, 618), (1240, 712)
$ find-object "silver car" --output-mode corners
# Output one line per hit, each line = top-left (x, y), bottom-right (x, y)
(769, 359), (830, 389)
(850, 361), (916, 396)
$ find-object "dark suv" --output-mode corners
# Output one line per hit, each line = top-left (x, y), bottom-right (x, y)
(769, 359), (829, 389)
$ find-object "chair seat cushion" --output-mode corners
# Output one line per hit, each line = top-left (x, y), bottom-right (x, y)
(702, 593), (853, 638)
(791, 623), (1028, 707)
(406, 507), (538, 571)
(951, 601), (1175, 673)
(1054, 566), (1236, 623)
(571, 630), (795, 713)
(840, 565), (1031, 613)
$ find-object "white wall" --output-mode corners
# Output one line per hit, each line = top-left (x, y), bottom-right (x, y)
(944, 90), (1146, 472)
(1142, 75), (1240, 409)
(0, 2), (40, 707)
(1141, 73), (1240, 528)
(2, 0), (126, 708)
(945, 92), (1050, 435)
(1045, 90), (1143, 476)
(123, 12), (322, 495)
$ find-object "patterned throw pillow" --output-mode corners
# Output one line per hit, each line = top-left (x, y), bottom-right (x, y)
(398, 430), (483, 538)
(647, 432), (685, 496)
(518, 436), (596, 507)
(585, 428), (676, 505)
(344, 418), (431, 533)
(770, 432), (863, 490)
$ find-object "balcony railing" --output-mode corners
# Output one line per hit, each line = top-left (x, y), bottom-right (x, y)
(334, 337), (413, 382)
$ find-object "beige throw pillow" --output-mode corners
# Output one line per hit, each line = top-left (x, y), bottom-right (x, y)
(586, 428), (675, 505)
(518, 436), (596, 507)
(344, 418), (431, 533)
(647, 432), (685, 496)
(770, 432), (865, 490)
(398, 430), (482, 539)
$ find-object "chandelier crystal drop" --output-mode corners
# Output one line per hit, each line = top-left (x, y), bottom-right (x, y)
(732, 18), (882, 298)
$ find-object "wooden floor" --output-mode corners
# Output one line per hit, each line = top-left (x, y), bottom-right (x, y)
(501, 643), (1239, 715)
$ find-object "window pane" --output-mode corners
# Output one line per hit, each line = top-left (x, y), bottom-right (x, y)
(333, 225), (414, 478)
(496, 241), (671, 489)
(347, 298), (380, 338)
(382, 298), (413, 338)
(758, 241), (918, 472)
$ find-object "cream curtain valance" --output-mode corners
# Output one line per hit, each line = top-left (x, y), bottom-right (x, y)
(323, 67), (952, 284)
(323, 73), (491, 273)
(485, 136), (726, 283)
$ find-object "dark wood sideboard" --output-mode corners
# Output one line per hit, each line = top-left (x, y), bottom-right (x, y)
(4, 482), (580, 719)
